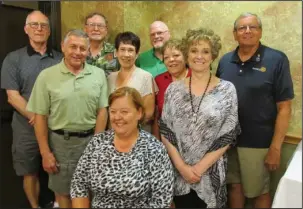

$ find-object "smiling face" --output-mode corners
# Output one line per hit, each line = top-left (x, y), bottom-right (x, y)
(109, 95), (142, 136)
(149, 21), (170, 49)
(24, 11), (50, 44)
(163, 47), (186, 78)
(233, 15), (262, 47)
(116, 42), (138, 69)
(187, 40), (213, 73)
(84, 14), (108, 42)
(61, 35), (89, 69)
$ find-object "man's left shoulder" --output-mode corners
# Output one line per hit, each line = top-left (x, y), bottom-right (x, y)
(262, 45), (288, 60)
(103, 42), (115, 53)
(50, 49), (63, 59)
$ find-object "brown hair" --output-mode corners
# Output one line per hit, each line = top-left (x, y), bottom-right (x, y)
(182, 27), (222, 60)
(109, 87), (145, 123)
(161, 39), (185, 57)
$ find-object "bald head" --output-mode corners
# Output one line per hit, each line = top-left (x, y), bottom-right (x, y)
(25, 10), (49, 25)
(149, 21), (169, 31)
(149, 21), (170, 49)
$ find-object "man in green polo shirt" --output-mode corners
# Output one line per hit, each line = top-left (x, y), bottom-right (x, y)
(84, 12), (118, 76)
(26, 29), (108, 208)
(136, 21), (171, 77)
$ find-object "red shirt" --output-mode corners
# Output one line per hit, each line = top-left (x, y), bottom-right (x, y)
(155, 69), (191, 117)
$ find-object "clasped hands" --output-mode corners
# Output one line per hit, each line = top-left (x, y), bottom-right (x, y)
(179, 164), (203, 184)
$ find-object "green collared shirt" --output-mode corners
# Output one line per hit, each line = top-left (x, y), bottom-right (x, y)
(27, 59), (108, 131)
(86, 42), (119, 77)
(135, 48), (167, 77)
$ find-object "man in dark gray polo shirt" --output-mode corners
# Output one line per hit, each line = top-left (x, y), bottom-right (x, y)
(216, 12), (294, 208)
(1, 10), (62, 208)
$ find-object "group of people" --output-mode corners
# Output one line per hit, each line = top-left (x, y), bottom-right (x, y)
(1, 9), (294, 209)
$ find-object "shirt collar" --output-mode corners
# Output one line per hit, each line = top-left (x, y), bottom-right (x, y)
(60, 58), (92, 75)
(230, 42), (265, 64)
(27, 43), (54, 58)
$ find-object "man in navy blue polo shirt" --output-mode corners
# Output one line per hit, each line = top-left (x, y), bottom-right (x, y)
(216, 12), (294, 208)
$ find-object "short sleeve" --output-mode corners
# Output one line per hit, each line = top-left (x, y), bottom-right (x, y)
(273, 54), (294, 102)
(98, 70), (109, 108)
(70, 135), (97, 198)
(148, 146), (174, 208)
(26, 72), (50, 115)
(141, 73), (156, 97)
(1, 52), (20, 91)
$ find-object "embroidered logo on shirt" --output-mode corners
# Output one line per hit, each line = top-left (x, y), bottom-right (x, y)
(252, 66), (266, 72)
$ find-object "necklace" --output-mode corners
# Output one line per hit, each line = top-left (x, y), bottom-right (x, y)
(189, 72), (212, 123)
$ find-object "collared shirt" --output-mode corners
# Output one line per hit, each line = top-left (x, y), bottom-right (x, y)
(27, 59), (109, 131)
(155, 69), (191, 117)
(135, 48), (167, 77)
(1, 44), (62, 128)
(216, 43), (294, 148)
(86, 42), (118, 77)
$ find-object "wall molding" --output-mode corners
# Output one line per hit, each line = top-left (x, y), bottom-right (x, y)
(284, 133), (302, 145)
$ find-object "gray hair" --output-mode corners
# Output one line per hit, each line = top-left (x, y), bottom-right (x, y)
(63, 29), (90, 46)
(233, 12), (262, 31)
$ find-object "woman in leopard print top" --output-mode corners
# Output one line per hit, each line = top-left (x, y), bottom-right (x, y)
(70, 87), (174, 208)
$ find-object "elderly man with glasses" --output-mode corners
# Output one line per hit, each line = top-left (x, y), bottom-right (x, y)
(1, 10), (62, 208)
(84, 12), (118, 77)
(216, 12), (294, 208)
(136, 21), (171, 77)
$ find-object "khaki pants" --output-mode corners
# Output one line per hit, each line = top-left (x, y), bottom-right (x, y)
(227, 147), (270, 198)
(48, 131), (92, 195)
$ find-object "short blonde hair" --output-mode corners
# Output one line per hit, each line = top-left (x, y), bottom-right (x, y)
(109, 87), (145, 123)
(182, 27), (222, 60)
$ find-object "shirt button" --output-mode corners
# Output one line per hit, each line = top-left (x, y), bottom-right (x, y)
(239, 70), (242, 73)
(241, 63), (244, 66)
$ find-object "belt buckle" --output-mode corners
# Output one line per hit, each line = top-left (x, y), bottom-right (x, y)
(64, 130), (70, 140)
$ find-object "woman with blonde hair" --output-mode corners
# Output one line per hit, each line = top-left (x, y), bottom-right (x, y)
(160, 28), (240, 208)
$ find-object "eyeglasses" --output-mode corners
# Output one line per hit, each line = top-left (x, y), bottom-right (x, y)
(150, 30), (168, 37)
(86, 23), (107, 30)
(236, 25), (260, 32)
(26, 22), (49, 30)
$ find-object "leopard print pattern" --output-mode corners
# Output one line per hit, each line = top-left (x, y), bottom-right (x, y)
(70, 129), (174, 208)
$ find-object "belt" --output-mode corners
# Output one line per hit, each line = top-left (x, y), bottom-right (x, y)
(52, 128), (94, 140)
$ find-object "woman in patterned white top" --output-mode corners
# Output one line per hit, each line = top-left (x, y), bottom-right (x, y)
(107, 32), (158, 132)
(159, 28), (241, 208)
(71, 87), (174, 208)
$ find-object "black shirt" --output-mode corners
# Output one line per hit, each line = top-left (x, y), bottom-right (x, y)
(216, 43), (294, 148)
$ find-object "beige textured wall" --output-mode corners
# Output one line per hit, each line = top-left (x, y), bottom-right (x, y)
(61, 1), (302, 136)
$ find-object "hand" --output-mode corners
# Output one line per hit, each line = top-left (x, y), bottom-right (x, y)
(42, 152), (59, 174)
(264, 146), (281, 171)
(28, 113), (35, 126)
(179, 164), (200, 184)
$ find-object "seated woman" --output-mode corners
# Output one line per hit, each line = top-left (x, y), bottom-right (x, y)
(152, 39), (191, 139)
(70, 87), (174, 208)
(107, 32), (157, 132)
(159, 28), (241, 208)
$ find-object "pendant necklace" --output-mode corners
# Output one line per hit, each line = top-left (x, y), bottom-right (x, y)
(189, 72), (212, 123)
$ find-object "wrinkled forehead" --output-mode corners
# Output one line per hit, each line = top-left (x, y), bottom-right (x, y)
(86, 15), (106, 24)
(237, 16), (259, 26)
